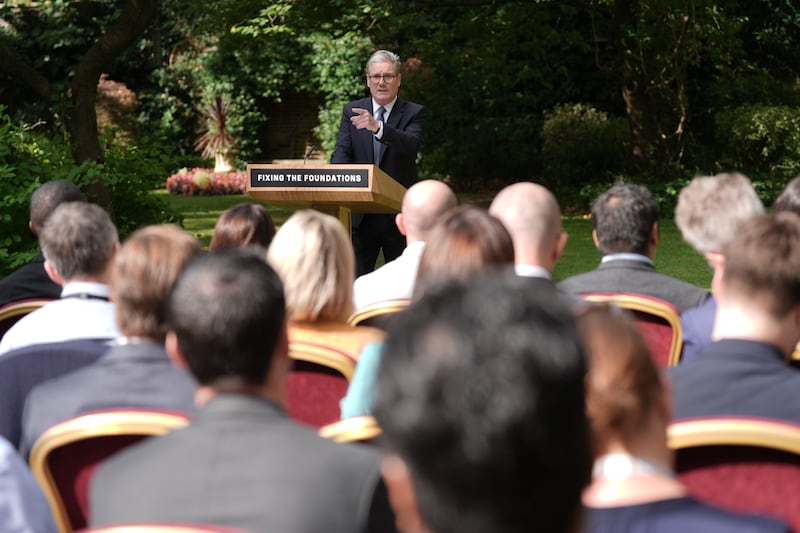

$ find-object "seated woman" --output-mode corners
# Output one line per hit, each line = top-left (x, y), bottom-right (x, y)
(340, 205), (515, 419)
(209, 202), (276, 251)
(578, 304), (788, 532)
(267, 210), (384, 360)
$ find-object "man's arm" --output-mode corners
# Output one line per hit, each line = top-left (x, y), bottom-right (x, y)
(379, 103), (426, 157)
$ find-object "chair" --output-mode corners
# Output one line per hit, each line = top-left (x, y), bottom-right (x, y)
(668, 416), (800, 530)
(319, 415), (382, 444)
(583, 292), (683, 367)
(0, 298), (52, 339)
(347, 298), (410, 329)
(29, 409), (191, 533)
(286, 340), (357, 429)
(77, 524), (248, 532)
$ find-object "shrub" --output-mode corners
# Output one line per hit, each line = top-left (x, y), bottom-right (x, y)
(166, 168), (247, 195)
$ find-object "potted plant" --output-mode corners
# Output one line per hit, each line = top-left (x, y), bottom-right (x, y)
(195, 96), (235, 173)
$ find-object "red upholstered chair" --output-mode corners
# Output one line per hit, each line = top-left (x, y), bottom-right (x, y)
(582, 293), (683, 367)
(76, 524), (249, 532)
(347, 299), (410, 330)
(319, 415), (382, 444)
(0, 298), (52, 340)
(668, 416), (800, 530)
(29, 409), (191, 533)
(286, 341), (357, 429)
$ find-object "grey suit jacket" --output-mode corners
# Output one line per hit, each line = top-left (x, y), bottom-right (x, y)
(20, 341), (196, 457)
(90, 394), (396, 533)
(557, 259), (710, 313)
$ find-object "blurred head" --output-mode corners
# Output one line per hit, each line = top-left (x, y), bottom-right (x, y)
(111, 225), (202, 341)
(166, 249), (286, 388)
(375, 272), (591, 533)
(414, 205), (514, 298)
(366, 49), (402, 107)
(29, 180), (85, 235)
(774, 175), (800, 216)
(675, 173), (763, 255)
(397, 180), (457, 243)
(489, 182), (567, 272)
(267, 210), (354, 322)
(209, 202), (276, 252)
(39, 202), (118, 282)
(591, 183), (659, 256)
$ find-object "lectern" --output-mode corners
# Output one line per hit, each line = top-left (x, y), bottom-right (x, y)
(246, 163), (407, 234)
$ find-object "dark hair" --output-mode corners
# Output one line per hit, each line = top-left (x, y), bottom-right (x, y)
(375, 272), (591, 533)
(29, 180), (85, 234)
(166, 249), (286, 386)
(591, 183), (659, 255)
(774, 175), (800, 216)
(209, 203), (276, 251)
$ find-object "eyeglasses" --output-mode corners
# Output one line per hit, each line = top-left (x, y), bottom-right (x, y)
(367, 74), (398, 83)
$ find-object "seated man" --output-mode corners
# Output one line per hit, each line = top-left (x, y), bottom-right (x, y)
(90, 250), (395, 533)
(0, 202), (120, 354)
(0, 436), (57, 533)
(671, 212), (800, 422)
(374, 272), (591, 533)
(19, 225), (201, 457)
(353, 179), (456, 310)
(0, 180), (85, 307)
(558, 183), (710, 312)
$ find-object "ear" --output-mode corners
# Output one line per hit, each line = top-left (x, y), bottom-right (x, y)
(396, 213), (407, 236)
(381, 455), (428, 533)
(591, 229), (600, 250)
(43, 259), (64, 286)
(553, 231), (568, 262)
(397, 73), (402, 88)
(165, 331), (189, 370)
(650, 221), (660, 247)
(28, 220), (37, 235)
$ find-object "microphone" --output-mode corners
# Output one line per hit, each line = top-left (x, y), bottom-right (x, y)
(304, 144), (317, 164)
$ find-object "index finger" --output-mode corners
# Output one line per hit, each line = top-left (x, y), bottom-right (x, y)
(351, 108), (371, 117)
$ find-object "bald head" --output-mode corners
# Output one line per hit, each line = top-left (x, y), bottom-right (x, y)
(398, 180), (457, 242)
(489, 182), (566, 272)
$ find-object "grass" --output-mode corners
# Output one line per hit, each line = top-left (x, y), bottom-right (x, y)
(159, 191), (712, 290)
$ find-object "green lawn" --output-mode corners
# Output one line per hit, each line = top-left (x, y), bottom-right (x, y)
(159, 191), (712, 290)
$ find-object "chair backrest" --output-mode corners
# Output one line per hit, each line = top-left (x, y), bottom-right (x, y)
(347, 299), (410, 330)
(583, 292), (683, 367)
(77, 523), (249, 532)
(29, 409), (191, 533)
(0, 298), (52, 340)
(668, 416), (800, 530)
(319, 415), (382, 444)
(286, 341), (357, 429)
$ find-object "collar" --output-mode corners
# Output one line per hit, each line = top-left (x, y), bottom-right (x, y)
(601, 253), (654, 266)
(60, 281), (112, 299)
(403, 241), (426, 257)
(515, 264), (551, 280)
(373, 97), (398, 117)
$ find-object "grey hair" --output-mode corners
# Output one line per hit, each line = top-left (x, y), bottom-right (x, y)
(366, 50), (401, 73)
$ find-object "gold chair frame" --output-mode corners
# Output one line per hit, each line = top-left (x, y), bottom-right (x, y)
(0, 298), (52, 321)
(81, 525), (247, 533)
(289, 341), (357, 381)
(668, 416), (800, 455)
(347, 298), (410, 328)
(319, 415), (382, 443)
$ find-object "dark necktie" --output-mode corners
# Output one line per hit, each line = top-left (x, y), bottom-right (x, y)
(373, 106), (386, 165)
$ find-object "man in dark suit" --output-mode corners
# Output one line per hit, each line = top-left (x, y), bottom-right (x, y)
(90, 249), (395, 533)
(0, 180), (85, 307)
(19, 225), (201, 457)
(558, 183), (710, 312)
(331, 49), (426, 276)
(671, 212), (800, 423)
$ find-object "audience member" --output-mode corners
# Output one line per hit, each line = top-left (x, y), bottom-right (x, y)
(578, 304), (787, 532)
(267, 210), (384, 359)
(353, 179), (456, 309)
(773, 175), (800, 215)
(671, 212), (800, 422)
(90, 250), (396, 532)
(674, 173), (764, 361)
(0, 180), (85, 307)
(19, 225), (201, 457)
(0, 436), (57, 533)
(558, 183), (710, 312)
(374, 272), (590, 533)
(208, 202), (276, 251)
(0, 202), (119, 354)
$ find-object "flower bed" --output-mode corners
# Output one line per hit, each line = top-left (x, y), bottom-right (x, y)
(166, 168), (247, 195)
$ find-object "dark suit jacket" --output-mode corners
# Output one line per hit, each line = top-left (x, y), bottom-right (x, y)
(90, 394), (396, 533)
(330, 96), (425, 188)
(0, 251), (61, 308)
(680, 296), (717, 362)
(557, 259), (710, 313)
(0, 338), (110, 449)
(20, 341), (196, 457)
(670, 339), (800, 423)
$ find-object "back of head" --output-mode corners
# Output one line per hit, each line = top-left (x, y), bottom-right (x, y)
(675, 172), (764, 254)
(722, 212), (800, 318)
(39, 202), (118, 281)
(166, 249), (286, 387)
(267, 210), (354, 322)
(375, 272), (590, 533)
(208, 202), (276, 251)
(401, 180), (457, 241)
(414, 205), (514, 298)
(774, 175), (800, 216)
(29, 181), (85, 234)
(112, 225), (202, 341)
(577, 305), (662, 455)
(591, 183), (659, 256)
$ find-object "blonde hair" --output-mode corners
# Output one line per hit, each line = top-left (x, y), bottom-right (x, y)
(267, 210), (355, 322)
